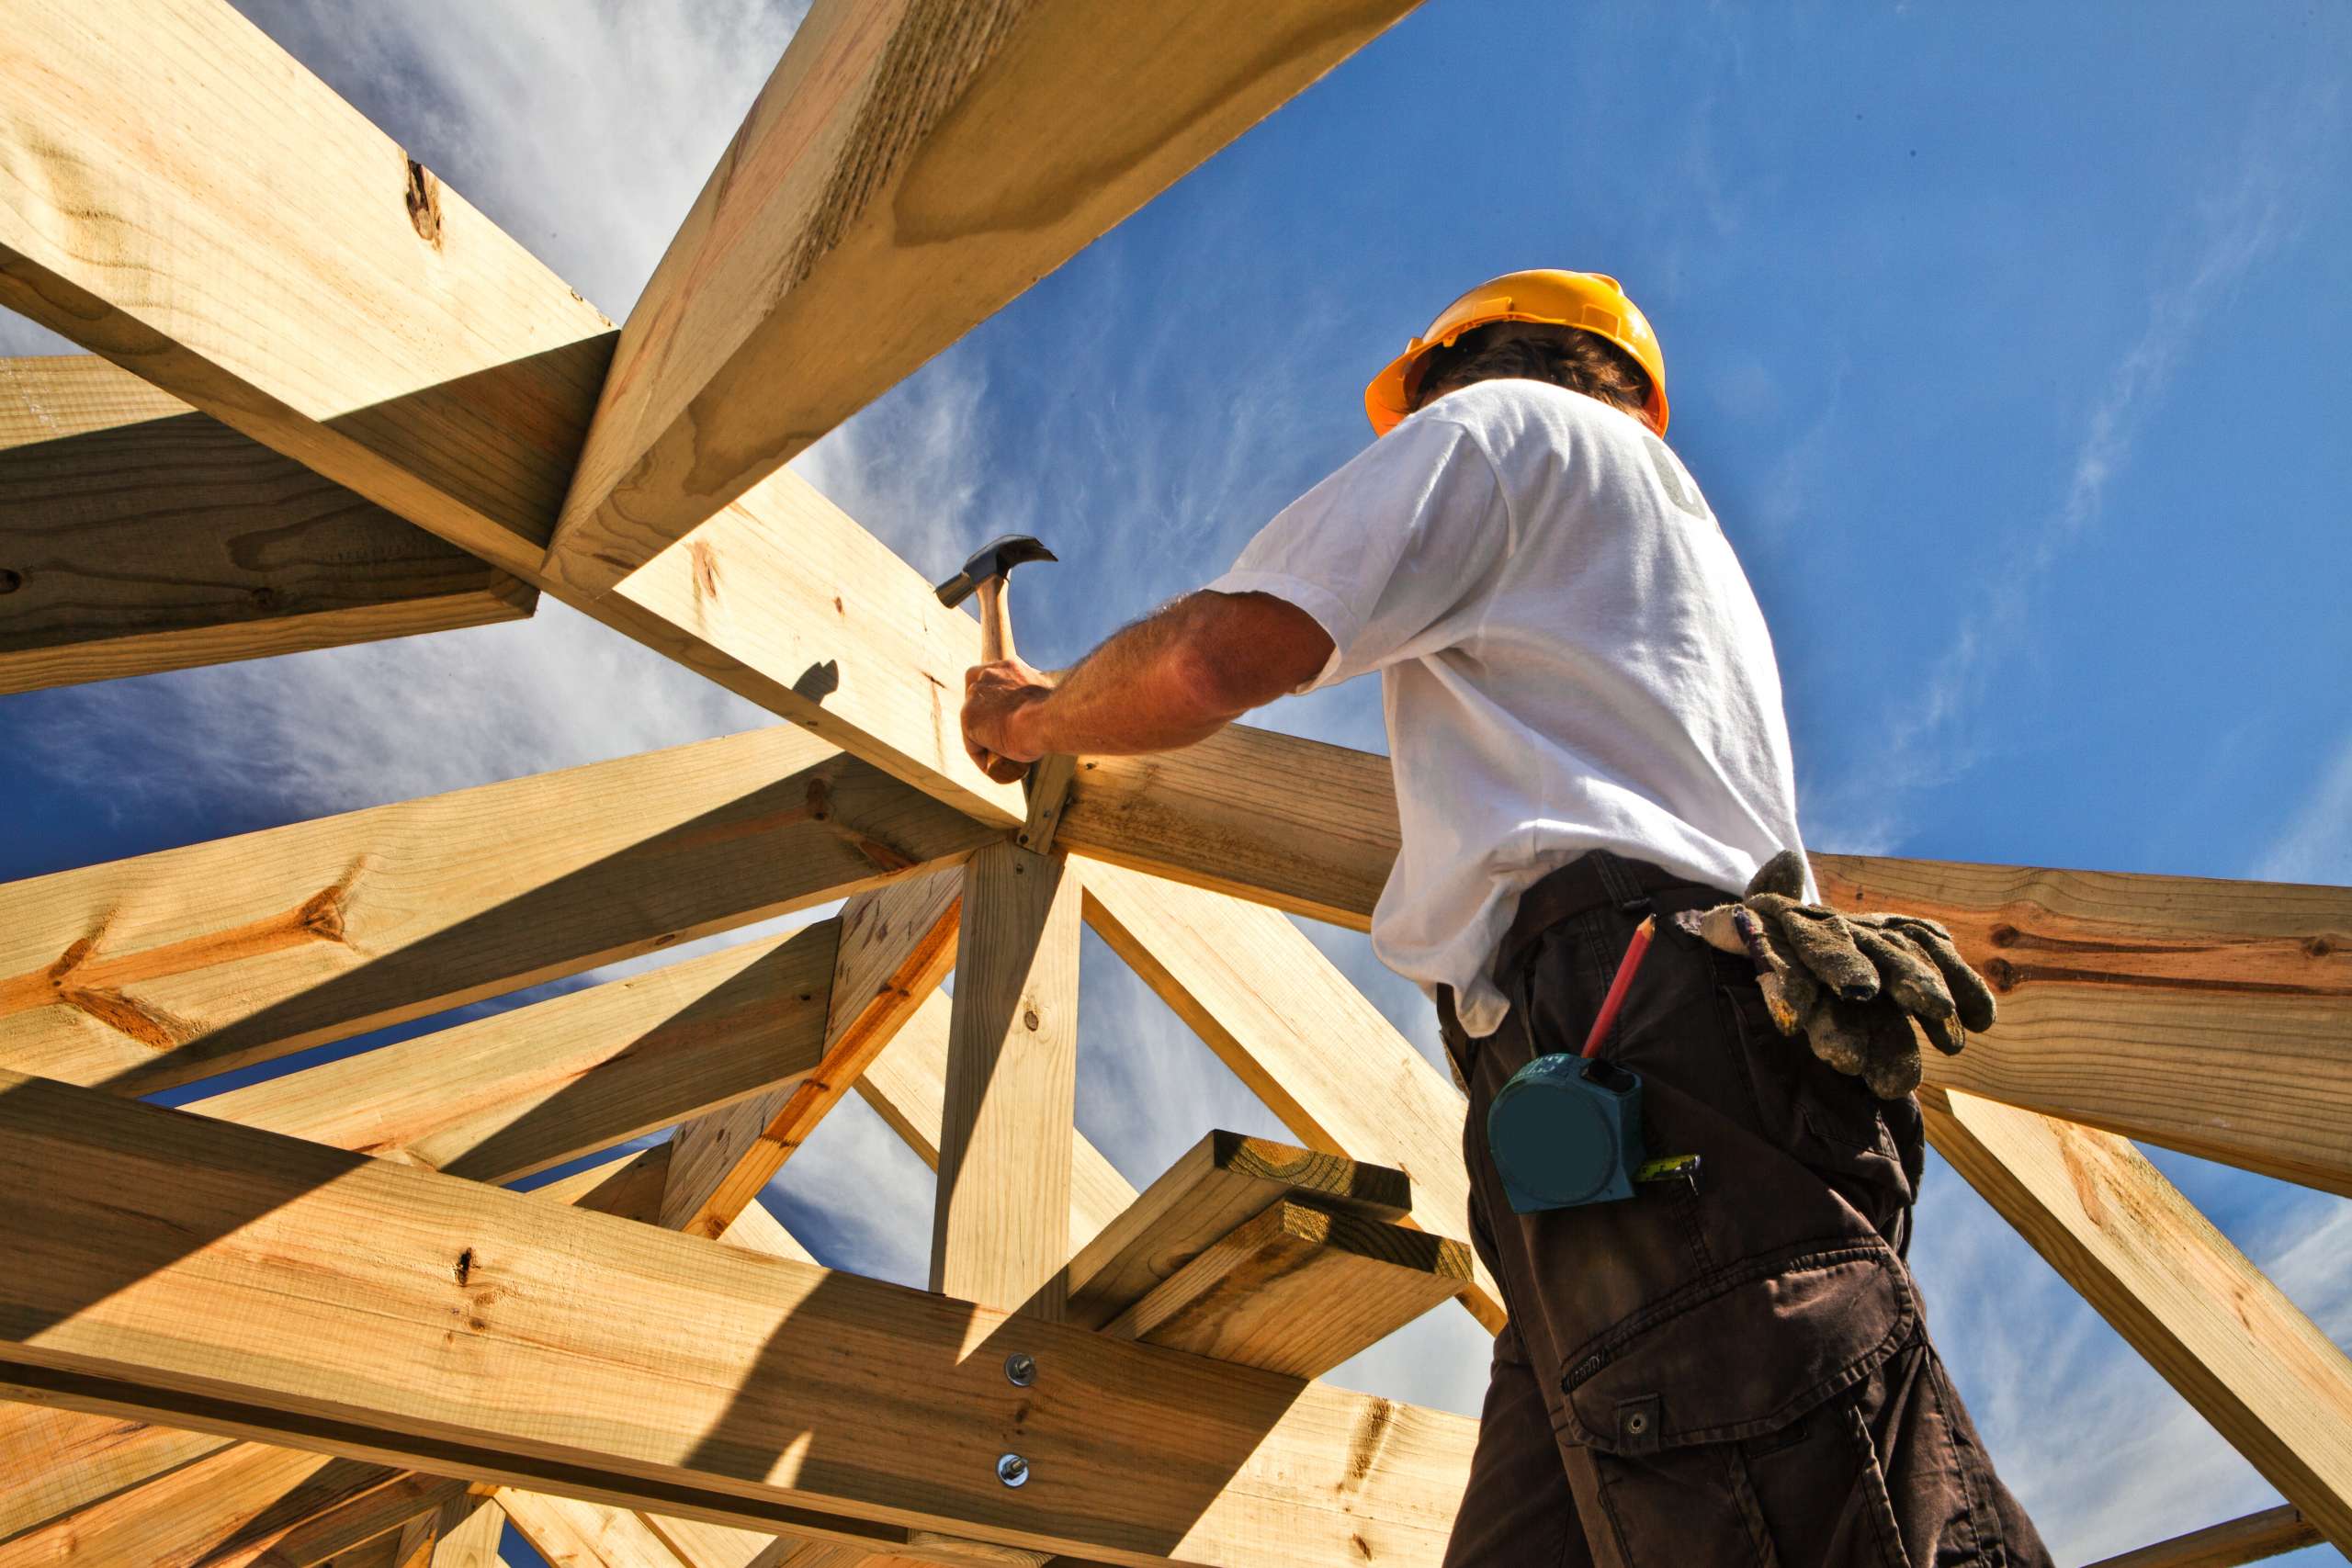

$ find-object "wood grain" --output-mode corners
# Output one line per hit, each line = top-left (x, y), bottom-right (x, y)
(188, 921), (837, 1184)
(502, 1491), (691, 1568)
(663, 867), (965, 1238)
(0, 1070), (1475, 1567)
(0, 355), (531, 694)
(933, 845), (1080, 1317)
(548, 0), (1422, 593)
(1922, 1088), (2352, 1549)
(2081, 1506), (2321, 1568)
(1107, 1200), (1473, 1380)
(856, 987), (1135, 1253)
(1061, 1130), (1412, 1333)
(0, 725), (989, 1094)
(1077, 858), (1498, 1329)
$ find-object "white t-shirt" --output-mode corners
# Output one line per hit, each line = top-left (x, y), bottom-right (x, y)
(1206, 378), (1809, 1036)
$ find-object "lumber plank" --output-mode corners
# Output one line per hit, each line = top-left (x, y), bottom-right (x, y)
(1105, 1200), (1473, 1380)
(856, 987), (1135, 1252)
(1920, 1088), (2352, 1550)
(1064, 730), (2351, 1198)
(0, 0), (615, 578)
(187, 921), (839, 1184)
(0, 1436), (466, 1568)
(1057, 732), (1396, 930)
(1076, 858), (1500, 1328)
(1818, 855), (2352, 1196)
(1059, 1130), (1412, 1333)
(424, 1495), (506, 1568)
(502, 1491), (689, 1568)
(0, 1401), (231, 1542)
(547, 0), (1424, 596)
(0, 355), (532, 694)
(933, 844), (1080, 1316)
(2082, 1506), (2322, 1568)
(663, 868), (964, 1238)
(0, 1070), (1475, 1568)
(0, 724), (990, 1094)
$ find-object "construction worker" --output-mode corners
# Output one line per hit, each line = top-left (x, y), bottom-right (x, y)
(960, 270), (2051, 1567)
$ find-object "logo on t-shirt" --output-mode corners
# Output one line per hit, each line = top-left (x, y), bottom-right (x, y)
(1640, 431), (1718, 531)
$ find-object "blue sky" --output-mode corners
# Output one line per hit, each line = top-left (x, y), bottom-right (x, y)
(4, 2), (2347, 1563)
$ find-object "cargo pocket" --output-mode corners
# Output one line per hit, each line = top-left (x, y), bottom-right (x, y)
(1554, 1240), (1917, 1455)
(1719, 984), (1918, 1237)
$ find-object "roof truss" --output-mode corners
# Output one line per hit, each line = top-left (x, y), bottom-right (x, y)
(2, 1), (2346, 1563)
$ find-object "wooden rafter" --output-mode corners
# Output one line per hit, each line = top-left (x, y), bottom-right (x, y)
(545, 0), (1425, 596)
(2083, 1506), (2323, 1568)
(662, 868), (965, 1238)
(0, 355), (533, 694)
(1920, 1088), (2352, 1549)
(0, 1069), (1474, 1568)
(0, 724), (990, 1095)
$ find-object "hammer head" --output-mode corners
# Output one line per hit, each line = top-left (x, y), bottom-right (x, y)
(933, 533), (1057, 609)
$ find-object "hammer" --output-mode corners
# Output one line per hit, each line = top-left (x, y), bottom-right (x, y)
(933, 533), (1057, 665)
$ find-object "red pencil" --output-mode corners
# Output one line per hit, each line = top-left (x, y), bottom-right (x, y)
(1580, 915), (1657, 1059)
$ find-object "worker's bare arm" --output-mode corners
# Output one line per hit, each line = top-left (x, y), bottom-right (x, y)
(961, 591), (1332, 781)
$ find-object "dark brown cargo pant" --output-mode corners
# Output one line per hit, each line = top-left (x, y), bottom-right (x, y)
(1438, 852), (2050, 1568)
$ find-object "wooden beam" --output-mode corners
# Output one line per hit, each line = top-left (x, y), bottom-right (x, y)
(933, 845), (1080, 1317)
(0, 1401), (231, 1542)
(662, 868), (964, 1238)
(1076, 858), (1500, 1329)
(423, 1495), (506, 1568)
(1921, 1088), (2352, 1550)
(1818, 855), (2352, 1196)
(0, 0), (615, 579)
(1106, 1200), (1473, 1380)
(1061, 1131), (1409, 1332)
(1062, 732), (2351, 1198)
(187, 920), (839, 1185)
(0, 723), (991, 1094)
(855, 987), (1135, 1252)
(546, 0), (1424, 595)
(0, 1070), (1474, 1568)
(2081, 1506), (2323, 1568)
(0, 1436), (466, 1568)
(502, 1491), (690, 1568)
(0, 355), (532, 694)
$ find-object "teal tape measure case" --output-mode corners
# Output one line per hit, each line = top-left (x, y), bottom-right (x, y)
(1487, 1053), (1646, 1212)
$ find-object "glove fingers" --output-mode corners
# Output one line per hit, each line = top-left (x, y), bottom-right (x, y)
(1888, 918), (1999, 1032)
(1851, 927), (1956, 1021)
(1862, 1006), (1924, 1100)
(1743, 849), (1812, 901)
(1917, 1008), (1965, 1056)
(1751, 894), (1880, 1001)
(1805, 998), (1872, 1077)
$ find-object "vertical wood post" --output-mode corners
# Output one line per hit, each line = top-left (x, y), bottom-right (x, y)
(932, 843), (1080, 1319)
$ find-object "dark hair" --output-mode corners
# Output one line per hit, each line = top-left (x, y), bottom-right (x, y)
(1410, 322), (1653, 421)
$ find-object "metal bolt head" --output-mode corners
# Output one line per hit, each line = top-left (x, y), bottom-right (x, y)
(1003, 1351), (1037, 1387)
(1626, 1412), (1649, 1435)
(997, 1452), (1030, 1488)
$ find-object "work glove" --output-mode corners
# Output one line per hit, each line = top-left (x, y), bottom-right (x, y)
(1675, 851), (1997, 1100)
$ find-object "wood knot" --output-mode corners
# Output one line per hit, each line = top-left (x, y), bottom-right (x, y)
(1984, 957), (2020, 992)
(403, 156), (443, 247)
(804, 775), (834, 821)
(2306, 934), (2337, 959)
(454, 1247), (475, 1285)
(0, 568), (22, 594)
(1023, 1009), (1040, 1031)
(1987, 923), (2018, 947)
(248, 585), (281, 611)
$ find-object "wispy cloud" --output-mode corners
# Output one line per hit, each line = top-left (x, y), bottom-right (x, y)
(1806, 83), (2341, 854)
(2251, 728), (2352, 886)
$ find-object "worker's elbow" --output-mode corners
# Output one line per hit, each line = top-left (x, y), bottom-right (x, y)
(1168, 638), (1262, 727)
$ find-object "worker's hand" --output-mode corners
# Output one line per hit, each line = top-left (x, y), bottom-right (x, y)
(962, 658), (1055, 784)
(1677, 851), (1998, 1100)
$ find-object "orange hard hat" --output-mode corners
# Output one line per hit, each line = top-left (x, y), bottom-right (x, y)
(1363, 269), (1669, 437)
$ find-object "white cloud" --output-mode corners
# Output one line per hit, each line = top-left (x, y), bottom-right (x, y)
(2252, 728), (2352, 886)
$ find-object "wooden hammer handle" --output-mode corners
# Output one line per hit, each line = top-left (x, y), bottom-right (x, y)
(975, 575), (1017, 665)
